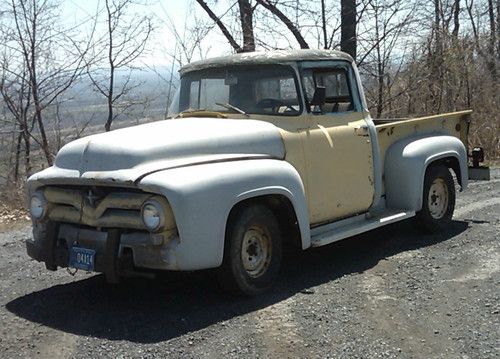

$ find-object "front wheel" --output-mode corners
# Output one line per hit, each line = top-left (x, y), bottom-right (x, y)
(218, 205), (282, 296)
(415, 164), (456, 233)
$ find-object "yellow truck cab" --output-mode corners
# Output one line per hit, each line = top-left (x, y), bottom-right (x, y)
(26, 49), (488, 295)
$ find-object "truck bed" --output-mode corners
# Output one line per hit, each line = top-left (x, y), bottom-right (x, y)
(375, 110), (471, 167)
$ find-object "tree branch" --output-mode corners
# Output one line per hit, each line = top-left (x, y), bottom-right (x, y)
(195, 0), (242, 52)
(256, 0), (309, 49)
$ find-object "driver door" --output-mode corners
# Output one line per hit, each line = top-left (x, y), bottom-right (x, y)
(300, 62), (375, 225)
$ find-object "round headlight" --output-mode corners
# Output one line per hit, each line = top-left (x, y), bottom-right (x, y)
(141, 200), (165, 231)
(30, 192), (47, 219)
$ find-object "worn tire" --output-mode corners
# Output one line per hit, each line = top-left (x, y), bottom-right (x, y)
(218, 204), (282, 296)
(415, 164), (456, 233)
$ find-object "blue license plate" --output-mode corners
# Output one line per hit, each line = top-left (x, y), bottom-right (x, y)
(69, 247), (95, 271)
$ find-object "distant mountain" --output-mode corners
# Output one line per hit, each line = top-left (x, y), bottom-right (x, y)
(51, 66), (180, 130)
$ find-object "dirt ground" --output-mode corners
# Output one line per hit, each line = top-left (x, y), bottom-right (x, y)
(0, 170), (498, 359)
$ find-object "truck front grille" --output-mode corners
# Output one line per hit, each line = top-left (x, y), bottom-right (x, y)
(43, 186), (151, 230)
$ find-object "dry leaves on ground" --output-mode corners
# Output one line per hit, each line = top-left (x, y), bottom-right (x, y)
(0, 204), (29, 225)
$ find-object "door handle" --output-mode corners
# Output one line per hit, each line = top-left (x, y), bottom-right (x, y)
(355, 125), (369, 136)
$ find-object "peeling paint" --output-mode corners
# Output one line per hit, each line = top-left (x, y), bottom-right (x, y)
(180, 49), (353, 75)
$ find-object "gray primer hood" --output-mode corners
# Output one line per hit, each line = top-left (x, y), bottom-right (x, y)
(30, 118), (285, 184)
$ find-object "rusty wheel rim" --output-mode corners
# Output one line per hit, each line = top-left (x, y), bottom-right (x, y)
(241, 225), (272, 278)
(428, 178), (449, 219)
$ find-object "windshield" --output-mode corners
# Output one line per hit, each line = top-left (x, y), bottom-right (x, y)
(168, 65), (302, 117)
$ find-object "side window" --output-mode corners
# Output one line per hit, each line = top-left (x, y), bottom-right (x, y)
(316, 71), (350, 98)
(302, 72), (315, 101)
(303, 68), (355, 113)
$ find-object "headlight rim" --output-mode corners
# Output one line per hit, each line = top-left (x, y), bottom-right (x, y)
(141, 199), (166, 232)
(30, 191), (48, 220)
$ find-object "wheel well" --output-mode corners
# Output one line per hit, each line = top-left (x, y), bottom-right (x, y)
(427, 156), (463, 188)
(227, 195), (302, 249)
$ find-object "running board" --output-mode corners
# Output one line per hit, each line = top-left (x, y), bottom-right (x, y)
(310, 210), (416, 247)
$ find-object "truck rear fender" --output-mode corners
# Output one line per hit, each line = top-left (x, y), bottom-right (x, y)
(138, 159), (310, 271)
(384, 135), (468, 211)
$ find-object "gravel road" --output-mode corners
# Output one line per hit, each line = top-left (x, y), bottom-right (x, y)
(0, 170), (498, 359)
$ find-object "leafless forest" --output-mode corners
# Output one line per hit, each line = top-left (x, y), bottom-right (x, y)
(0, 0), (498, 208)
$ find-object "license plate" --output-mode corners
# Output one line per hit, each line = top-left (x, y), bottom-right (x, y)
(69, 247), (95, 271)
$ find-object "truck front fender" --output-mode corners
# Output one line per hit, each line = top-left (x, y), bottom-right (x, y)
(384, 135), (468, 211)
(138, 159), (310, 271)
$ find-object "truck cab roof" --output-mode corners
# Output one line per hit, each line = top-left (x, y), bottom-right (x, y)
(179, 49), (354, 75)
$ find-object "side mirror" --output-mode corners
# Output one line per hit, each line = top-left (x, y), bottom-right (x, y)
(310, 86), (326, 114)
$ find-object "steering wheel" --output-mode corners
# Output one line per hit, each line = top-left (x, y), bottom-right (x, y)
(256, 98), (284, 112)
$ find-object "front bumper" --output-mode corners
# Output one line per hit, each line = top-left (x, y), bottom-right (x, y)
(27, 221), (178, 281)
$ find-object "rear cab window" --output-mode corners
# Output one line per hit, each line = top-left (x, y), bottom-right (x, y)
(300, 61), (361, 114)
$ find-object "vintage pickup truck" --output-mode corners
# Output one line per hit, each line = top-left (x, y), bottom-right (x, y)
(26, 49), (487, 295)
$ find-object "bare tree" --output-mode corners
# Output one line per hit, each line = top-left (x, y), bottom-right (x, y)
(255, 0), (309, 49)
(86, 0), (153, 132)
(239, 0), (256, 52)
(0, 62), (32, 180)
(341, 0), (357, 59)
(1, 0), (90, 167)
(357, 0), (419, 117)
(195, 0), (242, 52)
(487, 0), (497, 80)
(497, 0), (500, 61)
(196, 0), (310, 52)
(195, 0), (256, 52)
(165, 8), (214, 66)
(321, 0), (328, 49)
(452, 0), (460, 38)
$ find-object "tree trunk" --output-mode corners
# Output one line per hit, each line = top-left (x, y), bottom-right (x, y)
(13, 132), (22, 182)
(32, 89), (52, 165)
(496, 0), (500, 62)
(238, 0), (255, 52)
(321, 0), (328, 49)
(27, 0), (52, 166)
(375, 7), (383, 118)
(434, 0), (442, 56)
(105, 0), (115, 132)
(105, 66), (114, 132)
(452, 0), (460, 38)
(340, 0), (357, 60)
(23, 129), (31, 178)
(487, 0), (497, 81)
(431, 0), (444, 112)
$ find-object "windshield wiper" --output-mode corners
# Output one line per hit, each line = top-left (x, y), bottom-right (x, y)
(216, 102), (249, 117)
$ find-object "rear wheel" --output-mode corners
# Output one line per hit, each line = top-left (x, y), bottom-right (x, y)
(218, 204), (282, 296)
(415, 164), (456, 233)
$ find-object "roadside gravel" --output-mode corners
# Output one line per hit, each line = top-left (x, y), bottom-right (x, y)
(0, 170), (498, 358)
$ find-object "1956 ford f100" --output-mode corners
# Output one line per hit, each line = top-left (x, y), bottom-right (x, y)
(26, 49), (488, 295)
